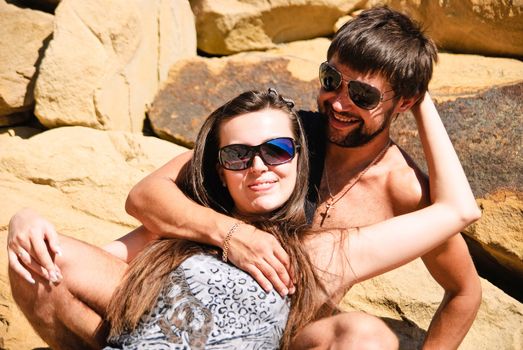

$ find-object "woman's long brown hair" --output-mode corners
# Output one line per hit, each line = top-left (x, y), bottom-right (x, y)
(105, 90), (326, 349)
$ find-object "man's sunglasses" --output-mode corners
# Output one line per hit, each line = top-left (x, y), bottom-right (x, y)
(218, 137), (299, 171)
(319, 62), (394, 110)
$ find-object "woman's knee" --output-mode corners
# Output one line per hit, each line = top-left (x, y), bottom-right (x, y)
(332, 312), (399, 350)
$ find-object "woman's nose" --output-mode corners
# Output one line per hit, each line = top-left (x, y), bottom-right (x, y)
(249, 155), (268, 173)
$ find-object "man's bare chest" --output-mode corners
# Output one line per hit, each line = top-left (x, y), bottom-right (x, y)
(312, 181), (394, 229)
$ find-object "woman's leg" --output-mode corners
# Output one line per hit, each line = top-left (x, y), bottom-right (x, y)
(9, 234), (127, 350)
(291, 311), (399, 350)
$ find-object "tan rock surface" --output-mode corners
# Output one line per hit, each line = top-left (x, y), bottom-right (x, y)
(34, 0), (196, 132)
(190, 0), (358, 55)
(0, 1), (53, 119)
(466, 190), (523, 276)
(341, 259), (523, 349)
(0, 126), (187, 349)
(378, 0), (523, 58)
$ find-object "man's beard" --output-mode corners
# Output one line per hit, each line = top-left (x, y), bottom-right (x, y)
(323, 103), (395, 148)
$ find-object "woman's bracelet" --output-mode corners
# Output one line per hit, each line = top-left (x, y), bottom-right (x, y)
(222, 222), (241, 262)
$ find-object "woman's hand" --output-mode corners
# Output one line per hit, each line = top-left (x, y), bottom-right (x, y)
(7, 208), (63, 284)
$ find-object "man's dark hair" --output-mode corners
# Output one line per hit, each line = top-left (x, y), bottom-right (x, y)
(327, 6), (438, 99)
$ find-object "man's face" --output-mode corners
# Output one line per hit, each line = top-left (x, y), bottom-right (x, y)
(317, 56), (398, 148)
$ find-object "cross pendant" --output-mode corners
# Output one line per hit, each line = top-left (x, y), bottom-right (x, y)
(319, 203), (335, 226)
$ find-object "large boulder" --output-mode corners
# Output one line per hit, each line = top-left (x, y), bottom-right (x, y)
(0, 126), (186, 349)
(190, 0), (358, 55)
(0, 1), (53, 123)
(372, 0), (523, 57)
(148, 53), (320, 147)
(34, 0), (196, 132)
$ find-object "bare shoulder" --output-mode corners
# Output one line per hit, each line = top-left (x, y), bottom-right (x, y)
(385, 144), (430, 214)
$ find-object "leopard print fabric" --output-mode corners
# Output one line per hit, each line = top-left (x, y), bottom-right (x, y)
(105, 254), (290, 350)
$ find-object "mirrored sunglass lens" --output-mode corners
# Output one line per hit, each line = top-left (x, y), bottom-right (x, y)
(319, 63), (341, 91)
(220, 145), (252, 170)
(261, 138), (295, 165)
(348, 80), (381, 109)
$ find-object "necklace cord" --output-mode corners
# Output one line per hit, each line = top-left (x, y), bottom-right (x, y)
(321, 140), (392, 224)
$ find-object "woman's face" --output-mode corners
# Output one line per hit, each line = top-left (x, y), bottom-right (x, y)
(218, 108), (298, 216)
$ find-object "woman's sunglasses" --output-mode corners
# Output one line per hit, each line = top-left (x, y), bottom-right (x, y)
(218, 137), (299, 171)
(319, 62), (394, 110)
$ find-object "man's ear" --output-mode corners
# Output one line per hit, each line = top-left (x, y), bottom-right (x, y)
(397, 93), (422, 113)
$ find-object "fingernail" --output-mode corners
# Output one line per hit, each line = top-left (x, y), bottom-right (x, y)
(49, 271), (59, 283)
(281, 288), (288, 297)
(289, 286), (296, 294)
(27, 276), (35, 284)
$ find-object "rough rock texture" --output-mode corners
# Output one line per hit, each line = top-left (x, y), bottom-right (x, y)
(190, 0), (358, 55)
(0, 126), (186, 349)
(374, 0), (523, 57)
(466, 190), (523, 278)
(34, 0), (196, 132)
(0, 1), (53, 121)
(393, 83), (523, 197)
(341, 259), (523, 350)
(148, 54), (320, 147)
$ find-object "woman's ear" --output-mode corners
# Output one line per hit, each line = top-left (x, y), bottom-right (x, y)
(216, 163), (226, 187)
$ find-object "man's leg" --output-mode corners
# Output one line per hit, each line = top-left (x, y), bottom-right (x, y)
(9, 234), (127, 350)
(291, 311), (399, 350)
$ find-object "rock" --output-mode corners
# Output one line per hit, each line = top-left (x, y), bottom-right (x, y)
(0, 125), (187, 349)
(465, 190), (523, 297)
(374, 0), (523, 57)
(148, 53), (320, 147)
(340, 259), (523, 349)
(190, 0), (358, 55)
(0, 1), (53, 119)
(391, 82), (523, 298)
(34, 0), (196, 132)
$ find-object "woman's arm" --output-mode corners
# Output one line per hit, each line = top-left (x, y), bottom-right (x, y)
(345, 93), (481, 284)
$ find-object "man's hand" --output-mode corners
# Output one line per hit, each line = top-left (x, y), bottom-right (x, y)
(227, 225), (295, 297)
(7, 208), (63, 284)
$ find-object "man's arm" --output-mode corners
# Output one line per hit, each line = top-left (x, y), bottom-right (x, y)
(388, 101), (481, 348)
(391, 173), (481, 349)
(421, 236), (481, 349)
(125, 150), (295, 296)
(390, 159), (480, 348)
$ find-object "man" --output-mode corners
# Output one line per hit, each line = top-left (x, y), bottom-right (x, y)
(8, 6), (480, 349)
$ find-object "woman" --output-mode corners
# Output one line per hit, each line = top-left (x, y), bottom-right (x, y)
(104, 88), (324, 349)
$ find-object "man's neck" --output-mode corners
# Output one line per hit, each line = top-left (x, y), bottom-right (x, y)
(325, 133), (392, 179)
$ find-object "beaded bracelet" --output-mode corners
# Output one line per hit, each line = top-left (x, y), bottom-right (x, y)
(222, 222), (241, 262)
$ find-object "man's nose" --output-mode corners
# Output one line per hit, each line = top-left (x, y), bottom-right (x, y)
(249, 155), (268, 173)
(331, 91), (353, 112)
